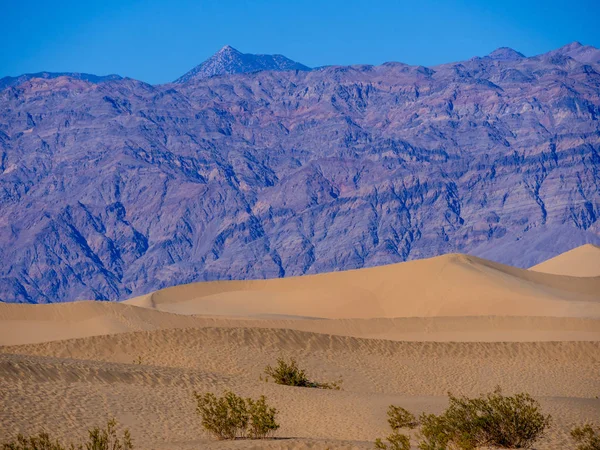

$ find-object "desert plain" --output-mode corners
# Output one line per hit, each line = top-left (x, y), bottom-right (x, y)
(1, 245), (600, 449)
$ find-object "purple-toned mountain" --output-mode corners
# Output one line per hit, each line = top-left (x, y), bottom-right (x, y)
(546, 41), (600, 65)
(485, 47), (525, 61)
(174, 45), (311, 83)
(0, 43), (599, 303)
(0, 72), (122, 91)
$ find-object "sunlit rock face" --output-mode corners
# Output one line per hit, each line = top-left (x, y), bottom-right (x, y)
(1, 43), (599, 303)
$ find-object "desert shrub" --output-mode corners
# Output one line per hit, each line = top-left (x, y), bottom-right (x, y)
(418, 388), (551, 450)
(572, 424), (600, 450)
(2, 432), (67, 450)
(193, 391), (279, 440)
(194, 391), (249, 440)
(247, 396), (280, 439)
(264, 357), (310, 387)
(475, 389), (551, 448)
(264, 357), (342, 390)
(418, 413), (453, 450)
(374, 405), (418, 450)
(375, 433), (411, 450)
(2, 420), (133, 450)
(84, 418), (133, 450)
(387, 406), (418, 430)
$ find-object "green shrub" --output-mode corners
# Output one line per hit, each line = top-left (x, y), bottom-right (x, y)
(247, 396), (280, 439)
(375, 433), (411, 450)
(264, 357), (342, 390)
(374, 405), (417, 450)
(2, 420), (133, 450)
(387, 406), (418, 431)
(194, 391), (248, 440)
(418, 388), (551, 450)
(572, 424), (600, 450)
(2, 432), (67, 450)
(264, 357), (310, 387)
(193, 391), (279, 440)
(418, 413), (453, 450)
(85, 418), (133, 450)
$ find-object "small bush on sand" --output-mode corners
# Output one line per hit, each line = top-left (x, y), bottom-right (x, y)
(418, 388), (551, 450)
(193, 391), (279, 440)
(2, 432), (67, 450)
(374, 405), (417, 450)
(264, 357), (309, 387)
(194, 391), (248, 440)
(2, 420), (133, 450)
(264, 357), (343, 390)
(247, 396), (280, 439)
(375, 433), (411, 450)
(572, 424), (600, 450)
(85, 418), (133, 450)
(418, 413), (455, 450)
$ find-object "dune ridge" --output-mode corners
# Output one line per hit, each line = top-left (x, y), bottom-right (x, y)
(125, 253), (600, 319)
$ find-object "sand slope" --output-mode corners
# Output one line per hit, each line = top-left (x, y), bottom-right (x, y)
(0, 301), (204, 346)
(1, 250), (600, 345)
(2, 302), (600, 346)
(1, 328), (599, 449)
(2, 248), (600, 449)
(125, 253), (600, 319)
(530, 244), (600, 277)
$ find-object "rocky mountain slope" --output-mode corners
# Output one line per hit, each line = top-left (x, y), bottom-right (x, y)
(0, 72), (122, 91)
(174, 45), (310, 83)
(1, 42), (599, 303)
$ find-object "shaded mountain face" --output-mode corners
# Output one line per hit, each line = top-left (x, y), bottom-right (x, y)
(1, 43), (599, 303)
(174, 45), (311, 83)
(0, 72), (122, 91)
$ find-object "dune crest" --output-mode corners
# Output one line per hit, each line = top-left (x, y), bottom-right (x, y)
(530, 244), (600, 277)
(125, 253), (600, 319)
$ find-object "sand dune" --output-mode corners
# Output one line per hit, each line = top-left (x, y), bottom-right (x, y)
(1, 328), (599, 449)
(125, 253), (600, 319)
(1, 249), (600, 346)
(2, 301), (600, 346)
(2, 248), (599, 448)
(530, 244), (600, 277)
(0, 301), (202, 346)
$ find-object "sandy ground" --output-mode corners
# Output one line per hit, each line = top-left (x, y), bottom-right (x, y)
(530, 244), (600, 277)
(1, 246), (600, 449)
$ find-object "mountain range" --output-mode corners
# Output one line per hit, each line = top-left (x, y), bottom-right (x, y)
(0, 42), (599, 303)
(0, 72), (123, 91)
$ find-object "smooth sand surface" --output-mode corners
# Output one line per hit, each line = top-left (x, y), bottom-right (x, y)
(530, 244), (600, 277)
(1, 247), (600, 449)
(2, 304), (600, 346)
(125, 253), (600, 319)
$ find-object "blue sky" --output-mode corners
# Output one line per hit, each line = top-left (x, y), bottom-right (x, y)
(1, 0), (599, 84)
